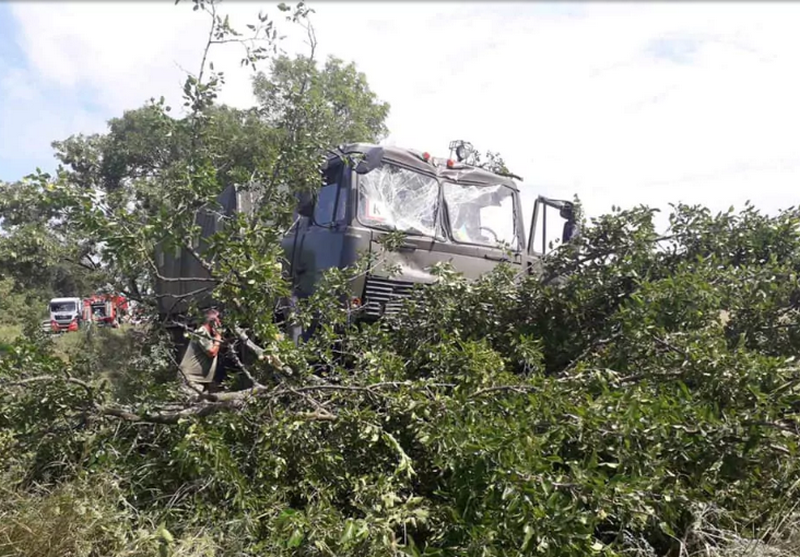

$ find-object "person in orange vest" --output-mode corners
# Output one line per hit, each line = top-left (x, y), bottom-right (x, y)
(179, 308), (225, 393)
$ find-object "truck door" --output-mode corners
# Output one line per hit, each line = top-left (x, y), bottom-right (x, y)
(290, 158), (350, 298)
(527, 195), (578, 262)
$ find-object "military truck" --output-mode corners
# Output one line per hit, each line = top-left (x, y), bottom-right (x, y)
(154, 142), (578, 343)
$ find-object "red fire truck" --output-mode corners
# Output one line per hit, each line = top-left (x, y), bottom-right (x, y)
(82, 294), (128, 328)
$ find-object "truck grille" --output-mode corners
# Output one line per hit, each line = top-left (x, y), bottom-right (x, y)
(362, 276), (418, 318)
(54, 314), (72, 321)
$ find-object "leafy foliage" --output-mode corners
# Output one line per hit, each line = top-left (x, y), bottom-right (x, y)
(0, 178), (104, 302)
(1, 2), (799, 557)
(4, 199), (800, 557)
(253, 54), (390, 145)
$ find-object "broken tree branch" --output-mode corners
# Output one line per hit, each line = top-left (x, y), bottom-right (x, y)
(10, 371), (598, 426)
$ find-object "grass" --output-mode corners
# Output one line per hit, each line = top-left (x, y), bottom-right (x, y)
(50, 324), (132, 363)
(681, 503), (800, 557)
(47, 324), (176, 404)
(0, 472), (220, 557)
(0, 324), (23, 344)
(1, 472), (797, 557)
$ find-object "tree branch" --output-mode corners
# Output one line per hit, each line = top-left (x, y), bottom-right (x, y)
(9, 375), (94, 396)
(226, 341), (266, 388)
(652, 335), (690, 360)
(618, 370), (687, 384)
(96, 398), (245, 424)
(10, 370), (572, 426)
(154, 286), (215, 300)
(146, 256), (219, 283)
(558, 331), (621, 376)
(470, 385), (537, 398)
(195, 0), (217, 100)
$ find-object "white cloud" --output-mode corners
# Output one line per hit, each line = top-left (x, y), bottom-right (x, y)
(0, 63), (104, 166)
(5, 1), (800, 232)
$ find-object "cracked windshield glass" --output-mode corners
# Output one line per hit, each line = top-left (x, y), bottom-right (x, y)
(444, 182), (517, 249)
(357, 163), (439, 236)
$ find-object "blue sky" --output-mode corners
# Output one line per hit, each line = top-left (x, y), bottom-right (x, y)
(0, 2), (39, 180)
(2, 1), (800, 232)
(646, 34), (704, 66)
(0, 2), (107, 180)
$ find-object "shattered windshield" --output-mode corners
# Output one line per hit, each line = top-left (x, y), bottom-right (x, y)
(443, 182), (518, 249)
(356, 163), (439, 237)
(50, 302), (77, 313)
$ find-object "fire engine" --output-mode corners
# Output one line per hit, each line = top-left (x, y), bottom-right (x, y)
(82, 294), (128, 328)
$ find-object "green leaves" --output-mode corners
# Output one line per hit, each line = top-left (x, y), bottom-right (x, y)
(5, 199), (800, 556)
(252, 53), (391, 145)
(5, 0), (800, 556)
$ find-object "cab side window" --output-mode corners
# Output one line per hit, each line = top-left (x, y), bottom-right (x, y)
(313, 161), (346, 226)
(314, 184), (338, 226)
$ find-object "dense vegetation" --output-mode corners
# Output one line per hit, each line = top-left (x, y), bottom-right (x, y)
(1, 1), (799, 556)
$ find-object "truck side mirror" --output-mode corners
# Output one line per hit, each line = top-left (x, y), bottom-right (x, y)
(562, 219), (579, 243)
(559, 202), (579, 243)
(354, 146), (384, 175)
(297, 192), (314, 218)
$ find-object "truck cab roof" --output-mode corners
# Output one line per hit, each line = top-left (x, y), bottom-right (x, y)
(335, 143), (521, 193)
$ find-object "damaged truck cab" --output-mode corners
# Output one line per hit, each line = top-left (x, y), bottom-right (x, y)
(154, 142), (578, 345)
(280, 143), (578, 322)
